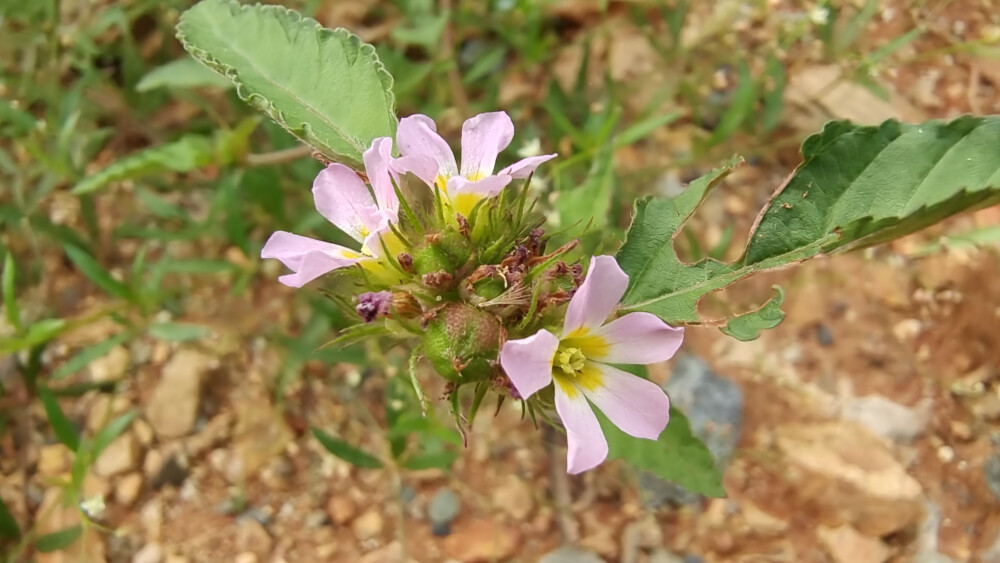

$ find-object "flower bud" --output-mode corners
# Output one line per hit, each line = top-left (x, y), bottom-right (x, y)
(412, 227), (473, 276)
(422, 303), (504, 383)
(356, 291), (392, 322)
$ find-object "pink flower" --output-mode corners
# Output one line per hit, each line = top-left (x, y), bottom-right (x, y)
(261, 137), (401, 287)
(499, 256), (684, 474)
(394, 111), (556, 215)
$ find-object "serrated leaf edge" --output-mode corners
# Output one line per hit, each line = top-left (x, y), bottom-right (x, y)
(175, 0), (397, 167)
(621, 115), (1000, 323)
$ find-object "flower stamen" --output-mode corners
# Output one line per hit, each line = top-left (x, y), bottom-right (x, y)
(556, 347), (587, 377)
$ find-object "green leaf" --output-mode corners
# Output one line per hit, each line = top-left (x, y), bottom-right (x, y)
(136, 55), (235, 92)
(89, 411), (137, 460)
(34, 525), (82, 553)
(402, 450), (458, 471)
(0, 495), (20, 540)
(917, 224), (1000, 256)
(0, 318), (67, 355)
(38, 386), (80, 451)
(321, 322), (393, 349)
(147, 322), (210, 342)
(63, 245), (134, 302)
(135, 188), (189, 220)
(615, 111), (681, 147)
(618, 116), (1000, 328)
(836, 0), (878, 55)
(557, 135), (616, 229)
(176, 0), (397, 169)
(720, 286), (785, 341)
(311, 427), (384, 469)
(708, 60), (756, 146)
(760, 54), (786, 134)
(602, 406), (724, 497)
(146, 258), (241, 289)
(0, 98), (39, 136)
(52, 332), (132, 380)
(2, 252), (21, 332)
(71, 135), (215, 195)
(391, 11), (449, 48)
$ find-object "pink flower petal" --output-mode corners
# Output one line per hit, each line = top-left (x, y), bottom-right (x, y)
(591, 312), (684, 364)
(554, 382), (609, 474)
(312, 164), (377, 243)
(580, 362), (670, 440)
(363, 137), (399, 214)
(260, 231), (361, 287)
(459, 112), (514, 180)
(391, 154), (439, 188)
(497, 154), (558, 179)
(563, 255), (629, 335)
(499, 329), (559, 399)
(397, 114), (458, 180)
(446, 174), (512, 199)
(361, 209), (399, 258)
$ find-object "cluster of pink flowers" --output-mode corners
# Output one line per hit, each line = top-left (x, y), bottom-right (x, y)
(261, 112), (683, 474)
(261, 112), (555, 285)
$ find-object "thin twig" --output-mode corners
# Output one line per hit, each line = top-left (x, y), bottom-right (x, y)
(545, 426), (580, 543)
(244, 145), (315, 167)
(441, 0), (470, 117)
(357, 340), (410, 559)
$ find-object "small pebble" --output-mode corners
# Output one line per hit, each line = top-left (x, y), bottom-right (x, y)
(814, 323), (834, 347)
(428, 488), (461, 536)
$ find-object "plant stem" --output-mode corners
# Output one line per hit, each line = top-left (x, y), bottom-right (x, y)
(244, 145), (314, 167)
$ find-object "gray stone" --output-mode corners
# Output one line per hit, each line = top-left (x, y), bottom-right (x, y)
(148, 453), (188, 490)
(912, 501), (959, 563)
(540, 546), (605, 563)
(985, 449), (1000, 501)
(641, 354), (742, 506)
(647, 550), (685, 563)
(839, 395), (931, 444)
(428, 488), (461, 536)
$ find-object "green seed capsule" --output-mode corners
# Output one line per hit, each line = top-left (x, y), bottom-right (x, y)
(422, 304), (502, 383)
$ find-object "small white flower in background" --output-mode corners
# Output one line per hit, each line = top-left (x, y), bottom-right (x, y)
(517, 137), (543, 159)
(809, 6), (830, 25)
(80, 494), (106, 519)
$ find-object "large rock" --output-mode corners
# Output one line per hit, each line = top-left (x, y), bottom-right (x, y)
(146, 350), (215, 438)
(540, 546), (605, 563)
(641, 354), (743, 506)
(774, 422), (924, 536)
(443, 518), (520, 562)
(94, 431), (141, 477)
(89, 344), (130, 382)
(817, 525), (891, 563)
(491, 475), (534, 522)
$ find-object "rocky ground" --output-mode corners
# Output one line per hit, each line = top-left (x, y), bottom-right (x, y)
(3, 0), (1000, 562)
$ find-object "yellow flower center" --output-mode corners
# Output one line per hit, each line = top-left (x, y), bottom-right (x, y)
(551, 330), (610, 399)
(556, 347), (586, 376)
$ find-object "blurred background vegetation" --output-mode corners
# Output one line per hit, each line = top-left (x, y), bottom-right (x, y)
(2, 0), (1000, 561)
